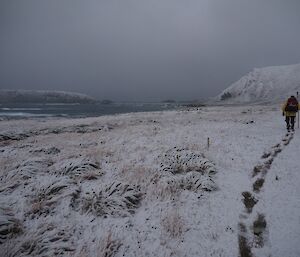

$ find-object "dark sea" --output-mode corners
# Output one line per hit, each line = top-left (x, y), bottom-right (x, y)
(0, 102), (178, 119)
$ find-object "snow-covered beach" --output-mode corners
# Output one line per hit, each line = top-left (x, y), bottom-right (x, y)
(1, 105), (299, 257)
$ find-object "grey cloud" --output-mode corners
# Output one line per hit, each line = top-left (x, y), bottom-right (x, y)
(1, 0), (300, 101)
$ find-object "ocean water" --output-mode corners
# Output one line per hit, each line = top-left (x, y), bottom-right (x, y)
(0, 102), (177, 119)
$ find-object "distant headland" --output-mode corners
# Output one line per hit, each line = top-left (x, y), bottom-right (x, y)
(0, 90), (97, 104)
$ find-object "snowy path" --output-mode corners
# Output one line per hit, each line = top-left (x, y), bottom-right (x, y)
(262, 129), (300, 257)
(238, 130), (296, 257)
(0, 105), (299, 257)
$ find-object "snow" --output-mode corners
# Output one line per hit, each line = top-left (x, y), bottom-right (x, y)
(259, 134), (300, 257)
(0, 105), (299, 257)
(217, 63), (300, 104)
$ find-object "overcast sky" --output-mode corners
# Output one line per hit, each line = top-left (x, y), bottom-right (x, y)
(1, 0), (300, 101)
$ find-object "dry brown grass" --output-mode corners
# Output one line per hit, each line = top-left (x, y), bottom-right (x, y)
(0, 156), (14, 177)
(0, 207), (23, 245)
(81, 171), (100, 180)
(31, 201), (44, 215)
(161, 209), (185, 238)
(96, 231), (122, 257)
(121, 164), (154, 186)
(148, 180), (180, 202)
(187, 143), (202, 152)
(86, 147), (114, 160)
(80, 182), (143, 217)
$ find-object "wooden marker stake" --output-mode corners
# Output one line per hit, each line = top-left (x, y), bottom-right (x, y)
(297, 91), (299, 129)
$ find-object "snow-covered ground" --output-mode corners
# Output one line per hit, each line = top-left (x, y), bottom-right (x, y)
(0, 105), (299, 257)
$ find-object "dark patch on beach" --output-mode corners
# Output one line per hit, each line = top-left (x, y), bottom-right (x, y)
(30, 147), (61, 155)
(0, 123), (113, 146)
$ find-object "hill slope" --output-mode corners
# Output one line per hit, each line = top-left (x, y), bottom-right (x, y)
(217, 63), (300, 103)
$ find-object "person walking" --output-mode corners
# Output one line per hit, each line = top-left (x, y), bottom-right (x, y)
(282, 95), (300, 132)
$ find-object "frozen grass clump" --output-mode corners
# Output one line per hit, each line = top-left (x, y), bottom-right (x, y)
(163, 172), (217, 193)
(158, 148), (218, 195)
(26, 178), (77, 219)
(0, 158), (54, 194)
(96, 231), (122, 257)
(9, 223), (75, 257)
(77, 231), (122, 257)
(0, 180), (21, 194)
(0, 207), (23, 244)
(153, 172), (217, 201)
(56, 158), (103, 180)
(160, 148), (216, 175)
(78, 182), (143, 217)
(4, 158), (53, 182)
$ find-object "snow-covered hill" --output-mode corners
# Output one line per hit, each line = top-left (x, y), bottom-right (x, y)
(217, 63), (300, 104)
(0, 90), (96, 103)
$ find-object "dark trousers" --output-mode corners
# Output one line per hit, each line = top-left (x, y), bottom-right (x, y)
(285, 116), (295, 129)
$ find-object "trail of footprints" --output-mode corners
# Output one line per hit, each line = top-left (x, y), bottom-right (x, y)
(238, 131), (294, 257)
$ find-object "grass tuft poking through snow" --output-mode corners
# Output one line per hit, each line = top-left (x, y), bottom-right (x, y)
(77, 182), (143, 217)
(0, 207), (23, 244)
(56, 158), (103, 180)
(96, 231), (122, 257)
(26, 178), (77, 219)
(157, 148), (217, 198)
(4, 158), (53, 182)
(10, 223), (76, 257)
(160, 148), (216, 175)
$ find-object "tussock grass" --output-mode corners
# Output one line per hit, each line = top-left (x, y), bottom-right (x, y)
(160, 148), (216, 175)
(0, 207), (23, 244)
(77, 182), (143, 217)
(157, 148), (218, 197)
(56, 158), (103, 180)
(5, 158), (53, 181)
(26, 178), (77, 219)
(10, 223), (75, 257)
(96, 231), (122, 257)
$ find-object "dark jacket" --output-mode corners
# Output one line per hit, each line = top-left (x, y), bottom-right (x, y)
(282, 97), (300, 117)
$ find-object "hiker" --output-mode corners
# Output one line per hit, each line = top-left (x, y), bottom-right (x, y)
(282, 95), (299, 131)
